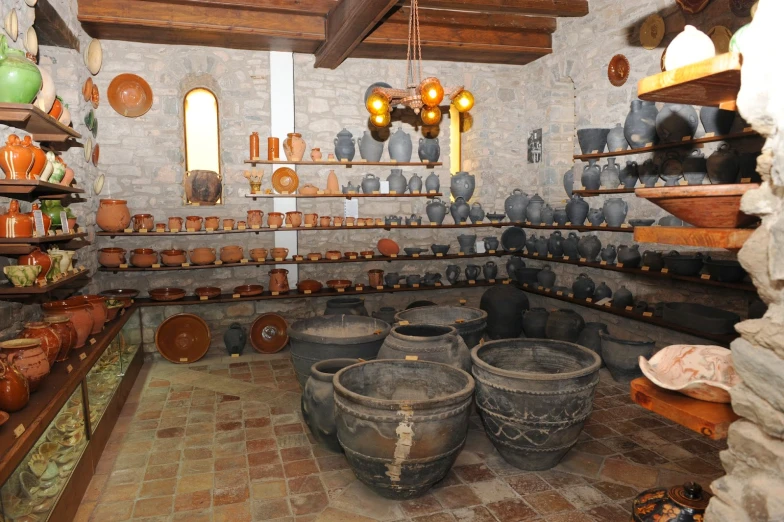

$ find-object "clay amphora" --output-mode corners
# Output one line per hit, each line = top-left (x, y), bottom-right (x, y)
(572, 273), (595, 300)
(283, 132), (306, 161)
(607, 123), (628, 151)
(445, 265), (460, 284)
(601, 158), (621, 188)
(465, 265), (481, 281)
(562, 232), (580, 258)
(418, 137), (440, 162)
(600, 245), (617, 263)
(483, 261), (498, 280)
(526, 194), (545, 223)
(271, 247), (289, 260)
(548, 231), (564, 257)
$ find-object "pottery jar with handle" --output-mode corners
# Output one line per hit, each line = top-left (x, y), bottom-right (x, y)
(168, 216), (183, 231)
(0, 199), (34, 238)
(98, 247), (126, 268)
(44, 315), (77, 362)
(361, 173), (381, 194)
(160, 248), (187, 266)
(304, 213), (318, 226)
(204, 216), (220, 230)
(602, 198), (628, 227)
(319, 216), (332, 227)
(42, 300), (92, 348)
(269, 269), (290, 292)
(96, 199), (131, 232)
(247, 209), (264, 228)
(18, 247), (51, 283)
(581, 161), (601, 190)
(0, 338), (49, 392)
(20, 321), (61, 366)
(334, 129), (356, 161)
(368, 269), (384, 287)
(0, 134), (34, 179)
(388, 127), (412, 162)
(189, 247), (216, 265)
(271, 247), (289, 260)
(0, 358), (30, 411)
(707, 143), (740, 184)
(286, 211), (303, 227)
(185, 215), (203, 231)
(267, 212), (284, 228)
(22, 136), (46, 178)
(75, 295), (109, 331)
(358, 130), (383, 162)
(222, 218), (235, 230)
(250, 248), (268, 261)
(132, 213), (154, 231)
(130, 248), (157, 268)
(220, 245), (244, 263)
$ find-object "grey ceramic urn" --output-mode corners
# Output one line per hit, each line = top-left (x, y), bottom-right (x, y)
(639, 158), (658, 187)
(619, 161), (638, 189)
(581, 161), (601, 190)
(566, 194), (589, 225)
(469, 202), (485, 224)
(408, 173), (423, 193)
(426, 198), (447, 224)
(624, 100), (658, 149)
(418, 137), (440, 162)
(577, 234), (602, 261)
(361, 173), (381, 194)
(656, 103), (698, 143)
(505, 189), (529, 223)
(358, 130), (384, 162)
(450, 197), (470, 223)
(602, 198), (628, 227)
(224, 323), (247, 356)
(387, 168), (408, 193)
(334, 128), (356, 161)
(601, 158), (621, 188)
(682, 149), (707, 185)
(425, 172), (440, 193)
(388, 127), (413, 162)
(450, 171), (475, 201)
(606, 123), (628, 151)
(525, 194), (545, 223)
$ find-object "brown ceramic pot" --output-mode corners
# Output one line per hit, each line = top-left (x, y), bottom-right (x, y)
(267, 212), (284, 227)
(132, 213), (154, 231)
(0, 339), (49, 392)
(23, 136), (47, 178)
(319, 216), (331, 227)
(249, 248), (268, 261)
(304, 213), (318, 226)
(96, 199), (132, 232)
(0, 199), (34, 238)
(160, 249), (187, 266)
(20, 322), (61, 366)
(220, 245), (244, 263)
(168, 216), (183, 231)
(0, 134), (34, 180)
(98, 247), (127, 268)
(368, 269), (384, 287)
(286, 211), (303, 227)
(223, 218), (235, 230)
(0, 359), (30, 411)
(333, 216), (344, 226)
(247, 210), (264, 228)
(205, 216), (220, 230)
(360, 250), (374, 258)
(190, 247), (216, 265)
(325, 250), (341, 260)
(44, 315), (77, 362)
(345, 217), (355, 226)
(43, 300), (93, 348)
(18, 247), (51, 283)
(269, 269), (290, 292)
(130, 248), (157, 268)
(185, 216), (203, 231)
(155, 223), (166, 232)
(271, 247), (289, 260)
(237, 221), (247, 229)
(184, 170), (222, 205)
(27, 203), (51, 234)
(67, 295), (107, 335)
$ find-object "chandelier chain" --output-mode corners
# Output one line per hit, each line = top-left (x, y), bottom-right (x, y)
(405, 0), (423, 88)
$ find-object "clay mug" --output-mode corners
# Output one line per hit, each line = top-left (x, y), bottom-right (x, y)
(237, 220), (247, 229)
(368, 269), (384, 287)
(185, 216), (203, 231)
(286, 211), (303, 228)
(247, 209), (264, 228)
(168, 216), (183, 231)
(333, 216), (344, 226)
(319, 216), (331, 227)
(132, 213), (154, 231)
(345, 217), (355, 226)
(268, 268), (290, 292)
(189, 247), (216, 265)
(204, 216), (220, 230)
(223, 218), (235, 230)
(305, 213), (318, 226)
(250, 248), (268, 261)
(271, 247), (289, 260)
(155, 223), (166, 232)
(267, 212), (284, 227)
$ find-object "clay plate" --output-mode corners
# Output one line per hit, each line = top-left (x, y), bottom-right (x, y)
(272, 167), (299, 194)
(635, 184), (760, 228)
(608, 54), (630, 87)
(377, 238), (400, 257)
(108, 73), (153, 118)
(250, 313), (289, 354)
(234, 284), (264, 297)
(91, 83), (100, 109)
(82, 78), (93, 102)
(296, 279), (323, 294)
(640, 14), (665, 50)
(149, 287), (186, 302)
(98, 288), (139, 308)
(92, 143), (100, 166)
(155, 313), (210, 364)
(195, 287), (221, 299)
(327, 279), (352, 290)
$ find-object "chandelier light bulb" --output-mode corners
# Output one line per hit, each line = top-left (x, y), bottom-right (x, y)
(366, 92), (390, 116)
(421, 106), (442, 125)
(420, 77), (444, 107)
(453, 89), (475, 113)
(370, 112), (391, 127)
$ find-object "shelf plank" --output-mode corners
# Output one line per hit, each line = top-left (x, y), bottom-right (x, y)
(0, 179), (85, 198)
(572, 129), (758, 161)
(0, 268), (89, 296)
(637, 52), (742, 111)
(246, 192), (443, 199)
(572, 188), (636, 196)
(0, 233), (90, 255)
(634, 226), (754, 250)
(0, 103), (82, 142)
(245, 159), (442, 168)
(630, 377), (739, 440)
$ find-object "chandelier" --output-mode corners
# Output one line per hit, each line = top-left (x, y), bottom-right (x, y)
(365, 0), (475, 127)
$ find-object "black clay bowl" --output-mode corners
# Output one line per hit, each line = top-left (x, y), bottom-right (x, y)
(662, 253), (704, 276)
(703, 258), (747, 283)
(404, 247), (426, 256)
(501, 227), (527, 252)
(628, 219), (655, 227)
(577, 128), (611, 155)
(662, 302), (740, 335)
(431, 244), (450, 255)
(486, 212), (506, 222)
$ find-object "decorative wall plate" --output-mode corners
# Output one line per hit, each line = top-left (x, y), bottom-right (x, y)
(4, 10), (18, 42)
(729, 0), (755, 17)
(607, 54), (630, 87)
(24, 26), (37, 56)
(25, 0), (38, 5)
(271, 167), (299, 194)
(377, 238), (400, 256)
(84, 39), (102, 75)
(107, 74), (153, 118)
(250, 313), (288, 354)
(91, 84), (99, 109)
(708, 25), (733, 53)
(155, 313), (210, 364)
(640, 14), (665, 50)
(92, 143), (100, 166)
(82, 78), (93, 102)
(676, 0), (710, 14)
(83, 138), (92, 162)
(93, 173), (104, 195)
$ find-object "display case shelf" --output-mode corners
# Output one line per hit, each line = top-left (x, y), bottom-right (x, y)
(245, 159), (441, 168)
(0, 103), (81, 142)
(246, 192), (443, 199)
(572, 188), (636, 196)
(0, 180), (85, 200)
(634, 226), (754, 250)
(0, 268), (89, 297)
(0, 234), (90, 255)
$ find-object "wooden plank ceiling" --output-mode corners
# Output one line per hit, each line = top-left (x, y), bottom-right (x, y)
(78, 0), (588, 68)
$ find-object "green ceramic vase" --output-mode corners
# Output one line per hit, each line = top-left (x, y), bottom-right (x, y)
(41, 200), (65, 227)
(0, 36), (42, 104)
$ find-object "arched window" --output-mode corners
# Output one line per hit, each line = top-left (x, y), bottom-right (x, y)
(183, 88), (221, 175)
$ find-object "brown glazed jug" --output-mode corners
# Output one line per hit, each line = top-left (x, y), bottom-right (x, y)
(20, 322), (61, 366)
(286, 211), (303, 227)
(0, 134), (34, 179)
(0, 359), (30, 411)
(204, 216), (220, 230)
(269, 269), (290, 292)
(42, 300), (93, 349)
(168, 216), (183, 231)
(247, 210), (264, 228)
(96, 199), (132, 232)
(0, 199), (34, 238)
(185, 216), (203, 231)
(0, 339), (49, 393)
(267, 212), (284, 227)
(132, 213), (154, 231)
(44, 315), (78, 362)
(18, 247), (51, 283)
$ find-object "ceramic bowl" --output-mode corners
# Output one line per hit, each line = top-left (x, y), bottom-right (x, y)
(249, 248), (268, 262)
(628, 219), (655, 227)
(403, 247), (426, 256)
(327, 279), (352, 290)
(155, 313), (210, 364)
(3, 265), (41, 287)
(430, 244), (450, 255)
(307, 252), (323, 261)
(703, 258), (747, 282)
(296, 280), (323, 294)
(325, 251), (341, 260)
(377, 238), (400, 257)
(234, 284), (264, 297)
(84, 39), (102, 75)
(195, 287), (221, 299)
(486, 212), (506, 222)
(640, 344), (740, 403)
(98, 289), (138, 308)
(149, 287), (186, 302)
(108, 73), (152, 117)
(343, 251), (359, 259)
(359, 250), (374, 258)
(250, 313), (289, 354)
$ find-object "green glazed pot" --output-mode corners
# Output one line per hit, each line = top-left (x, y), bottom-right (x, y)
(41, 200), (65, 227)
(0, 36), (42, 104)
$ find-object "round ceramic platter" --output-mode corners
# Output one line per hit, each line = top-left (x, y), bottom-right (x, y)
(5, 10), (18, 42)
(93, 173), (105, 195)
(155, 313), (210, 364)
(83, 138), (92, 162)
(108, 74), (153, 118)
(708, 25), (733, 54)
(84, 39), (102, 75)
(271, 167), (299, 194)
(640, 14), (665, 50)
(250, 313), (289, 354)
(608, 54), (630, 87)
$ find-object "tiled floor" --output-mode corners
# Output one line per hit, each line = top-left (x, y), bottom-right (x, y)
(76, 352), (726, 522)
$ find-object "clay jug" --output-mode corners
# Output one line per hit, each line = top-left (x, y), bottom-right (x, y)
(526, 194), (545, 223)
(418, 137), (440, 162)
(18, 247), (51, 283)
(606, 123), (628, 151)
(267, 212), (283, 227)
(387, 168), (407, 194)
(450, 171), (475, 201)
(132, 213), (154, 231)
(602, 198), (628, 227)
(540, 205), (554, 225)
(563, 167), (574, 197)
(601, 158), (621, 188)
(545, 309), (585, 343)
(707, 143), (740, 184)
(0, 359), (30, 412)
(0, 199), (33, 239)
(42, 300), (92, 348)
(465, 264), (481, 281)
(624, 100), (658, 149)
(445, 265), (460, 285)
(548, 231), (564, 257)
(96, 199), (131, 232)
(168, 216), (183, 231)
(656, 103), (698, 143)
(388, 127), (412, 162)
(562, 232), (580, 258)
(189, 247), (216, 265)
(408, 173), (423, 193)
(642, 250), (664, 271)
(0, 338), (48, 392)
(204, 216), (220, 230)
(639, 158), (659, 188)
(285, 211), (302, 227)
(483, 261), (498, 280)
(0, 134), (34, 180)
(269, 268), (290, 292)
(581, 161), (601, 190)
(20, 322), (61, 366)
(535, 235), (548, 256)
(483, 236), (499, 251)
(469, 202), (485, 223)
(522, 308), (549, 338)
(594, 282), (612, 301)
(587, 208), (604, 227)
(0, 35), (42, 103)
(619, 161), (638, 189)
(283, 132), (306, 161)
(22, 136), (46, 178)
(537, 265), (556, 288)
(565, 195), (589, 225)
(525, 235), (537, 254)
(358, 130), (383, 162)
(385, 272), (403, 287)
(326, 170), (340, 194)
(553, 208), (568, 226)
(449, 197), (470, 224)
(572, 273), (596, 300)
(617, 244), (641, 268)
(44, 315), (77, 362)
(425, 172), (440, 193)
(361, 173), (380, 194)
(224, 323), (247, 355)
(613, 286), (634, 309)
(333, 129), (355, 161)
(600, 245), (617, 263)
(577, 235), (601, 261)
(504, 189), (529, 223)
(683, 149), (707, 185)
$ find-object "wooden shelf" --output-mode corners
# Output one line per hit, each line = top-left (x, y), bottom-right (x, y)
(0, 233), (90, 255)
(515, 282), (737, 345)
(634, 226), (754, 250)
(572, 188), (636, 196)
(0, 268), (89, 297)
(0, 103), (81, 142)
(246, 192), (443, 199)
(0, 179), (85, 200)
(637, 52), (743, 111)
(245, 159), (441, 168)
(572, 130), (759, 161)
(631, 377), (739, 440)
(512, 252), (756, 293)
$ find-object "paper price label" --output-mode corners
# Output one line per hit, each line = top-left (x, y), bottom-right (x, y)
(600, 260), (607, 265)
(119, 264), (128, 269)
(503, 279), (510, 285)
(488, 279), (495, 283)
(625, 306), (633, 311)
(459, 299), (467, 305)
(616, 263), (624, 268)
(182, 263), (190, 267)
(33, 210), (45, 237)
(238, 225), (246, 230)
(399, 320), (410, 326)
(205, 228), (214, 232)
(468, 280), (476, 285)
(180, 357), (189, 362)
(79, 352), (87, 360)
(661, 268), (669, 273)
(701, 274), (711, 279)
(337, 288), (345, 293)
(556, 291), (563, 296)
(563, 256), (570, 260)
(586, 297), (593, 303)
(14, 424), (25, 438)
(641, 266), (650, 271)
(643, 311), (653, 317)
(405, 355), (419, 361)
(67, 364), (73, 373)
(231, 353), (240, 358)
(376, 286), (384, 290)
(124, 228), (134, 233)
(232, 293), (241, 298)
(393, 285), (400, 289)
(271, 291), (280, 296)
(200, 296), (208, 301)
(152, 263), (161, 268)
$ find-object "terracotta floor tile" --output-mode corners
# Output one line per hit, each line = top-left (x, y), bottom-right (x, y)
(281, 445), (313, 462)
(176, 473), (214, 494)
(249, 463), (285, 481)
(558, 485), (608, 509)
(144, 463), (179, 481)
(545, 511), (594, 521)
(413, 513), (458, 522)
(215, 468), (250, 489)
(245, 417), (271, 428)
(290, 491), (329, 515)
(216, 454), (248, 471)
(133, 495), (173, 518)
(434, 485), (483, 509)
(156, 427), (185, 439)
(451, 505), (499, 522)
(469, 479), (519, 503)
(288, 475), (325, 495)
(599, 459), (658, 489)
(623, 448), (669, 466)
(251, 498), (291, 520)
(248, 450), (280, 467)
(284, 458), (319, 477)
(184, 447), (213, 460)
(486, 498), (539, 522)
(584, 503), (630, 522)
(139, 478), (177, 498)
(90, 500), (134, 521)
(83, 474), (108, 502)
(252, 479), (288, 499)
(524, 490), (575, 514)
(246, 438), (277, 453)
(214, 485), (250, 506)
(214, 502), (252, 522)
(506, 474), (553, 496)
(100, 483), (141, 503)
(401, 494), (443, 516)
(174, 490), (212, 512)
(453, 463), (496, 483)
(317, 454), (351, 471)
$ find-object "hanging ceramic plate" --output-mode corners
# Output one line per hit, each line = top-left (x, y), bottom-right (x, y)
(91, 84), (99, 109)
(4, 10), (18, 42)
(155, 313), (211, 364)
(92, 143), (100, 166)
(607, 54), (630, 87)
(24, 26), (37, 55)
(729, 0), (755, 17)
(83, 138), (92, 162)
(250, 313), (289, 354)
(92, 118), (98, 138)
(107, 74), (153, 118)
(676, 0), (709, 13)
(84, 39), (102, 75)
(93, 173), (104, 195)
(640, 14), (665, 50)
(82, 78), (93, 102)
(271, 167), (299, 194)
(708, 25), (733, 53)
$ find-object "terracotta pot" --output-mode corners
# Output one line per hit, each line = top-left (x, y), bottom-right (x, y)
(43, 300), (93, 348)
(326, 250), (341, 260)
(98, 247), (126, 268)
(269, 269), (290, 292)
(67, 295), (107, 334)
(247, 210), (264, 228)
(44, 315), (77, 362)
(223, 218), (235, 230)
(267, 212), (283, 227)
(96, 199), (132, 233)
(190, 247), (216, 265)
(0, 134), (34, 180)
(184, 170), (222, 205)
(237, 221), (247, 229)
(286, 211), (303, 227)
(205, 216), (220, 230)
(220, 245), (244, 263)
(160, 248), (187, 266)
(368, 269), (384, 287)
(0, 359), (30, 411)
(155, 223), (166, 232)
(250, 248), (268, 261)
(1, 199), (34, 238)
(20, 322), (61, 366)
(18, 247), (51, 283)
(22, 136), (47, 178)
(0, 338), (49, 392)
(106, 305), (122, 322)
(132, 213), (154, 231)
(271, 247), (289, 260)
(27, 203), (51, 234)
(319, 216), (331, 227)
(185, 216), (203, 231)
(168, 216), (183, 231)
(130, 248), (157, 268)
(333, 216), (344, 226)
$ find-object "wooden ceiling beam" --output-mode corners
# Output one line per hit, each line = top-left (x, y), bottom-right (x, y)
(416, 0), (588, 16)
(314, 0), (399, 69)
(136, 0), (337, 16)
(390, 6), (557, 32)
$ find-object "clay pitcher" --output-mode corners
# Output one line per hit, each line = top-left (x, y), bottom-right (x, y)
(247, 209), (264, 228)
(358, 130), (384, 162)
(0, 338), (49, 393)
(283, 132), (306, 161)
(269, 269), (290, 292)
(204, 216), (220, 230)
(168, 216), (183, 231)
(18, 247), (51, 283)
(286, 211), (303, 227)
(0, 134), (34, 180)
(185, 215), (203, 231)
(20, 322), (61, 366)
(0, 359), (30, 412)
(0, 199), (34, 238)
(132, 213), (154, 231)
(267, 212), (284, 227)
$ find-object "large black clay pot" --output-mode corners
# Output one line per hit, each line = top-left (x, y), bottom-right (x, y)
(577, 128), (611, 154)
(325, 297), (368, 316)
(576, 322), (608, 364)
(394, 306), (487, 349)
(545, 309), (585, 342)
(521, 308), (549, 338)
(599, 331), (654, 382)
(302, 358), (358, 453)
(480, 285), (529, 339)
(378, 324), (471, 371)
